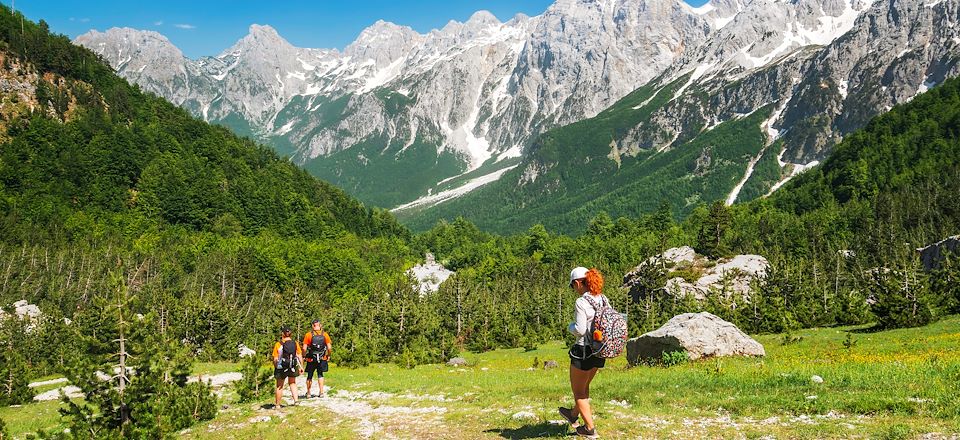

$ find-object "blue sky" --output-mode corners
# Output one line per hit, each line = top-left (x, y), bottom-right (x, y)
(15, 0), (710, 59)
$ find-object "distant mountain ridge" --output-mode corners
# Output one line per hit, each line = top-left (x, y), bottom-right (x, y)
(75, 0), (960, 231)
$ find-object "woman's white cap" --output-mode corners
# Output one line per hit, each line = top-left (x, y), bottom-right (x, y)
(569, 267), (589, 284)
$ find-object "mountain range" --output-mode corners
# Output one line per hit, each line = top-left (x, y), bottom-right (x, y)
(75, 0), (960, 232)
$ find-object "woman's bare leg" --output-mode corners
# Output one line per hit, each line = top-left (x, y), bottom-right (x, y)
(274, 378), (284, 406)
(570, 365), (597, 429)
(288, 377), (298, 404)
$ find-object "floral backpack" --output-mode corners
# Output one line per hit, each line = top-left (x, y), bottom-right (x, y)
(583, 295), (628, 359)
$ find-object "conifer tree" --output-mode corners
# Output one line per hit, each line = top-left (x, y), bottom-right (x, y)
(0, 350), (32, 406)
(58, 269), (217, 438)
(0, 316), (33, 406)
(236, 352), (272, 403)
(697, 201), (732, 259)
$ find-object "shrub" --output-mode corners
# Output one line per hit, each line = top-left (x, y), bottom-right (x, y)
(660, 350), (689, 367)
(236, 353), (274, 403)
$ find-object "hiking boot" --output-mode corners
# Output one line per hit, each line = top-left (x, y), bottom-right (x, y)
(558, 407), (580, 427)
(575, 425), (598, 438)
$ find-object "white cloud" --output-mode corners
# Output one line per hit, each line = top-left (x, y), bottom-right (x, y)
(154, 20), (164, 26)
(68, 17), (90, 23)
(173, 23), (196, 30)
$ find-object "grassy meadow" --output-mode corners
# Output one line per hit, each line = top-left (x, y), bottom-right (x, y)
(5, 316), (960, 439)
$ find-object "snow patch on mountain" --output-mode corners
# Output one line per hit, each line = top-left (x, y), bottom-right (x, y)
(392, 165), (519, 212)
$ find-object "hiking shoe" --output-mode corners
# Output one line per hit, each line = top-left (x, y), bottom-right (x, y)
(575, 425), (598, 438)
(558, 407), (580, 427)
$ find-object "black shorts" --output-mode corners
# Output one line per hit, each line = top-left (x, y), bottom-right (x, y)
(305, 360), (328, 379)
(274, 368), (299, 380)
(569, 345), (605, 371)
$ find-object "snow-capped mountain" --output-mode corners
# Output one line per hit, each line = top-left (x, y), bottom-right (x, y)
(75, 0), (960, 221)
(397, 0), (960, 232)
(75, 0), (716, 208)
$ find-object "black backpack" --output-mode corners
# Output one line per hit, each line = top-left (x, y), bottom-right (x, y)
(277, 339), (300, 373)
(306, 331), (327, 362)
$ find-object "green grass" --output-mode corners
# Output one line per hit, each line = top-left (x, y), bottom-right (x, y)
(6, 317), (960, 438)
(0, 399), (72, 436)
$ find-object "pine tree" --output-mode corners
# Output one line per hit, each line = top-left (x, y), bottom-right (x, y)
(697, 201), (732, 259)
(58, 269), (218, 438)
(0, 350), (32, 406)
(0, 315), (33, 406)
(236, 352), (272, 403)
(866, 265), (935, 329)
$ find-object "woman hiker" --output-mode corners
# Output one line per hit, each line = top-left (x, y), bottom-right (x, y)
(559, 266), (607, 438)
(272, 326), (304, 407)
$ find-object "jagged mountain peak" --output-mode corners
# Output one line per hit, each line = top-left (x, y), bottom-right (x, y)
(465, 10), (502, 27)
(344, 19), (422, 65)
(75, 27), (181, 55)
(221, 23), (296, 58)
(248, 23), (280, 36)
(350, 19), (420, 45)
(82, 26), (170, 42)
(73, 27), (188, 71)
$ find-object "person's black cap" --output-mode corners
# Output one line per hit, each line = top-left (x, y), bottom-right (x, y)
(311, 319), (321, 325)
(280, 326), (291, 333)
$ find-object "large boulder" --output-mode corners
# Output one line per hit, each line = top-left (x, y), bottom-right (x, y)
(917, 235), (959, 271)
(624, 248), (769, 301)
(0, 300), (43, 333)
(407, 252), (454, 295)
(626, 312), (764, 365)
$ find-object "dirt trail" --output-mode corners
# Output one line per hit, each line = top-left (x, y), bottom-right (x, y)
(194, 372), (451, 439)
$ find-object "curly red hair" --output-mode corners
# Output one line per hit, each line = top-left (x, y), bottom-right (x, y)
(585, 268), (604, 295)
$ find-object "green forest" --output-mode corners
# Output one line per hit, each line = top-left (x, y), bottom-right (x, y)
(0, 5), (959, 438)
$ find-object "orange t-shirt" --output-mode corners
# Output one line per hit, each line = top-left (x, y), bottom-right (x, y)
(272, 337), (303, 362)
(302, 331), (332, 361)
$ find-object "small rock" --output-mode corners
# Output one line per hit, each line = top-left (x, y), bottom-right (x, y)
(608, 399), (631, 408)
(221, 404), (229, 410)
(806, 395), (818, 400)
(481, 367), (489, 371)
(446, 357), (468, 367)
(543, 360), (559, 369)
(512, 411), (536, 421)
(250, 415), (271, 423)
(811, 375), (824, 384)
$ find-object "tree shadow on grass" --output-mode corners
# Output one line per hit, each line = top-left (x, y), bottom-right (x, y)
(484, 422), (569, 439)
(848, 325), (885, 334)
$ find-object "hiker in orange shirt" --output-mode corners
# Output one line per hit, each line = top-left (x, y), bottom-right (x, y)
(272, 326), (304, 407)
(302, 320), (332, 398)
